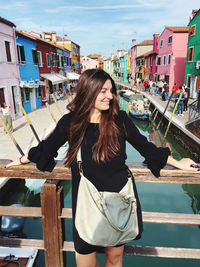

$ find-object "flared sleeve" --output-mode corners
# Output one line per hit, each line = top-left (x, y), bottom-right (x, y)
(120, 111), (171, 177)
(28, 113), (71, 172)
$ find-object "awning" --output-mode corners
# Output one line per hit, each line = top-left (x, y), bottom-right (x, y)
(40, 73), (68, 85)
(20, 80), (40, 88)
(66, 71), (80, 80)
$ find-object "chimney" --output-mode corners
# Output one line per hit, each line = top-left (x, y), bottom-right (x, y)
(153, 33), (159, 53)
(52, 31), (56, 42)
(132, 39), (136, 47)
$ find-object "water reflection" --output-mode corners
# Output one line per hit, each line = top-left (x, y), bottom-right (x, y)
(182, 184), (200, 218)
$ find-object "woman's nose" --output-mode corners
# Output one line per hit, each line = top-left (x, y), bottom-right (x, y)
(106, 90), (113, 99)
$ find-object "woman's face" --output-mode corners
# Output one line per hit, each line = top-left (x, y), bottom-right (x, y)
(94, 79), (113, 112)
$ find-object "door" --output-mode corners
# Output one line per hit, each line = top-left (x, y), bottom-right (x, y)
(0, 88), (5, 104)
(11, 86), (20, 115)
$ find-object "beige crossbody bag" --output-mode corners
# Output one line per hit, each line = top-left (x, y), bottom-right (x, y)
(75, 148), (139, 247)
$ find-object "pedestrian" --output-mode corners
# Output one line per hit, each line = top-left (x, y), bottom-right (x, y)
(172, 83), (179, 100)
(149, 80), (153, 94)
(152, 81), (156, 96)
(5, 69), (198, 267)
(183, 88), (189, 112)
(144, 80), (149, 92)
(164, 84), (169, 101)
(0, 102), (13, 133)
(176, 87), (185, 116)
(158, 80), (163, 95)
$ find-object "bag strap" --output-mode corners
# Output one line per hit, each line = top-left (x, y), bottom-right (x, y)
(77, 147), (83, 173)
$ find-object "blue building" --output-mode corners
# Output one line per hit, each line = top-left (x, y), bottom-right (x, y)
(16, 30), (42, 113)
(64, 49), (71, 73)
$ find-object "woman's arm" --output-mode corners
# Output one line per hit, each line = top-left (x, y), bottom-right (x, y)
(167, 156), (199, 171)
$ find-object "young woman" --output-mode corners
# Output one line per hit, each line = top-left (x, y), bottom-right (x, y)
(1, 102), (13, 132)
(6, 69), (198, 267)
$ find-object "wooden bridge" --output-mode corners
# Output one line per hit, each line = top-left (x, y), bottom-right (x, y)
(0, 160), (200, 267)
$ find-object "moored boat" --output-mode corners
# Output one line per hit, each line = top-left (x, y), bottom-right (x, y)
(129, 94), (151, 120)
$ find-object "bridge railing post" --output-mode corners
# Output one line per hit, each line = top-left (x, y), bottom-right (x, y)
(40, 180), (64, 267)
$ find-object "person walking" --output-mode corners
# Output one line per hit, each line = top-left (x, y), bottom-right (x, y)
(144, 80), (149, 92)
(0, 102), (13, 132)
(6, 69), (198, 267)
(176, 87), (185, 116)
(183, 88), (189, 112)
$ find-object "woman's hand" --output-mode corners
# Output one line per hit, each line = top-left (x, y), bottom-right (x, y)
(5, 155), (29, 168)
(177, 158), (199, 171)
(167, 156), (199, 171)
(5, 157), (22, 168)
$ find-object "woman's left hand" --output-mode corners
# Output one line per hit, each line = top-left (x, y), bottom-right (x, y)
(177, 158), (199, 171)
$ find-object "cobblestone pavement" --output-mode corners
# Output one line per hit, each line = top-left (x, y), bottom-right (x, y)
(0, 97), (70, 159)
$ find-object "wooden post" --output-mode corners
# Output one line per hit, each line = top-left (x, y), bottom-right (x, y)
(50, 94), (63, 116)
(63, 90), (70, 104)
(40, 180), (64, 267)
(45, 102), (57, 124)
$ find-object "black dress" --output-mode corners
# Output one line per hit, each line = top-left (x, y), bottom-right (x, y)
(28, 110), (170, 254)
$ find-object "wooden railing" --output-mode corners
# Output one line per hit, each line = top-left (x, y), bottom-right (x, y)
(188, 99), (200, 122)
(0, 160), (200, 267)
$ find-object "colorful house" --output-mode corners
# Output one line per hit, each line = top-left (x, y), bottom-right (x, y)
(28, 32), (67, 103)
(80, 56), (98, 73)
(0, 17), (21, 118)
(131, 39), (153, 80)
(135, 54), (145, 81)
(119, 51), (128, 82)
(103, 57), (112, 75)
(185, 9), (200, 98)
(63, 49), (71, 73)
(88, 54), (104, 69)
(15, 30), (42, 113)
(156, 26), (188, 90)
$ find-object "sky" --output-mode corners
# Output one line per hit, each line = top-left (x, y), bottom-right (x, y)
(0, 0), (199, 58)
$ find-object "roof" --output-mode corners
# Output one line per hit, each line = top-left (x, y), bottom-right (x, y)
(189, 9), (200, 24)
(0, 16), (16, 27)
(137, 40), (153, 46)
(143, 50), (154, 57)
(15, 30), (36, 41)
(165, 26), (188, 33)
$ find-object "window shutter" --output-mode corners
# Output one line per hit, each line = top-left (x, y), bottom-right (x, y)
(20, 46), (26, 64)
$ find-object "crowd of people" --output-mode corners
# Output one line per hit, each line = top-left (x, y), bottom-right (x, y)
(128, 77), (192, 117)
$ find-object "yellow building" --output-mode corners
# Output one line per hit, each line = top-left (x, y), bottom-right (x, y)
(61, 40), (80, 74)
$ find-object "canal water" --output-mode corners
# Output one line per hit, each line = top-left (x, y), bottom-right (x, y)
(0, 97), (200, 267)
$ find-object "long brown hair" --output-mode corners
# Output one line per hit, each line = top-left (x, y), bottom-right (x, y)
(65, 69), (123, 167)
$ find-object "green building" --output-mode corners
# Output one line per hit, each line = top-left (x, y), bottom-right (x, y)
(185, 9), (200, 98)
(119, 52), (128, 82)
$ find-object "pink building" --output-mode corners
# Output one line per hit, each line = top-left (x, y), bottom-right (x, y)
(0, 17), (21, 118)
(80, 56), (99, 73)
(156, 26), (188, 91)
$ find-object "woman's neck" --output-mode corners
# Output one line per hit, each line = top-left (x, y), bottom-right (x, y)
(89, 109), (101, 123)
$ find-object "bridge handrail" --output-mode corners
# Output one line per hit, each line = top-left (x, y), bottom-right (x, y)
(0, 162), (200, 267)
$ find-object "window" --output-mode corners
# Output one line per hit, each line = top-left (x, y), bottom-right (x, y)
(163, 55), (166, 65)
(17, 45), (26, 64)
(5, 41), (12, 62)
(36, 86), (42, 98)
(21, 87), (30, 102)
(188, 47), (194, 62)
(156, 56), (161, 66)
(32, 49), (38, 65)
(46, 53), (50, 67)
(66, 57), (69, 66)
(37, 51), (43, 67)
(160, 40), (163, 47)
(189, 25), (196, 36)
(168, 54), (171, 65)
(168, 36), (173, 44)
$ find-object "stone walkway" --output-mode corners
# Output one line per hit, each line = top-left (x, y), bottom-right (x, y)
(0, 97), (70, 159)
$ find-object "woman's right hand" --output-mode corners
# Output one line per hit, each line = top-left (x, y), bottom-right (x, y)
(5, 157), (22, 168)
(5, 155), (29, 168)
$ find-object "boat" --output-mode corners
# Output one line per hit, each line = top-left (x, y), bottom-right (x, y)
(0, 204), (38, 266)
(129, 94), (151, 120)
(122, 90), (136, 102)
(0, 247), (38, 267)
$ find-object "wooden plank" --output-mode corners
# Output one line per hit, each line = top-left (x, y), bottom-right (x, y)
(57, 186), (64, 267)
(41, 180), (62, 267)
(0, 206), (41, 218)
(0, 160), (199, 184)
(0, 237), (44, 250)
(61, 208), (200, 226)
(124, 245), (200, 259)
